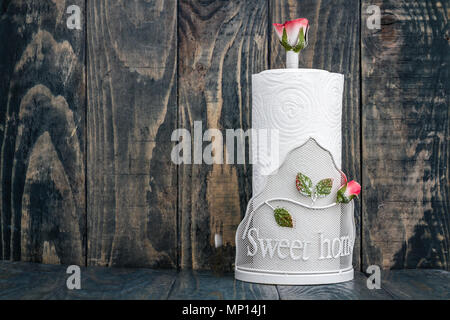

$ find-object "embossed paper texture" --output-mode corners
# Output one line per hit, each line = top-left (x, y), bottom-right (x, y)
(252, 69), (344, 195)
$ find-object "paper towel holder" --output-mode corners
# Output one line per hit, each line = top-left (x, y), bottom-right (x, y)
(235, 138), (355, 285)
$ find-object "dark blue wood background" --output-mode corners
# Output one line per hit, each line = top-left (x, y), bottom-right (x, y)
(0, 0), (448, 271)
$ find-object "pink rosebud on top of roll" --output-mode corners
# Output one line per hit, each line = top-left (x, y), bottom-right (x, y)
(273, 18), (309, 52)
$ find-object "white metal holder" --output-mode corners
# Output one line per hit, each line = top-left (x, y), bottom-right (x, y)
(286, 51), (299, 68)
(235, 138), (355, 285)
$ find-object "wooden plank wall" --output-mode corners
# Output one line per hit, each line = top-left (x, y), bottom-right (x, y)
(0, 0), (448, 271)
(177, 0), (268, 270)
(361, 0), (449, 270)
(0, 0), (86, 265)
(86, 0), (178, 268)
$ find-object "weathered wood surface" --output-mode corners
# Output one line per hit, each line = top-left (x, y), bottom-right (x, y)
(270, 0), (362, 269)
(86, 0), (178, 268)
(0, 261), (69, 299)
(381, 269), (450, 300)
(277, 272), (392, 300)
(55, 266), (176, 300)
(168, 271), (279, 300)
(1, 261), (449, 300)
(361, 0), (449, 270)
(177, 0), (268, 270)
(0, 0), (86, 265)
(0, 261), (176, 300)
(0, 0), (448, 272)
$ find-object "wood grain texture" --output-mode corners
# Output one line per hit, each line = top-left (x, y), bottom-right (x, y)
(0, 260), (176, 300)
(1, 0), (447, 274)
(381, 269), (450, 300)
(1, 261), (450, 300)
(0, 261), (69, 299)
(361, 0), (449, 270)
(270, 0), (362, 269)
(167, 271), (279, 300)
(178, 0), (268, 270)
(54, 266), (176, 300)
(0, 0), (86, 265)
(86, 0), (178, 268)
(277, 272), (393, 300)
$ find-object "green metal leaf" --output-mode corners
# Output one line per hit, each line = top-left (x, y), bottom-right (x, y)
(274, 208), (293, 228)
(296, 172), (312, 197)
(314, 178), (333, 198)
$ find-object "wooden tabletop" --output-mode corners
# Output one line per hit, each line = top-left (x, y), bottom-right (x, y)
(0, 261), (448, 300)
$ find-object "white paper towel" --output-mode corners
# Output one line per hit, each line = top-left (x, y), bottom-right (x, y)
(252, 69), (344, 195)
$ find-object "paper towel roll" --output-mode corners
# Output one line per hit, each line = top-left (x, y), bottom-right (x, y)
(252, 69), (344, 195)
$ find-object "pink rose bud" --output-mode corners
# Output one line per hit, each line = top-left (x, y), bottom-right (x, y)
(337, 176), (361, 204)
(346, 180), (361, 197)
(273, 18), (309, 52)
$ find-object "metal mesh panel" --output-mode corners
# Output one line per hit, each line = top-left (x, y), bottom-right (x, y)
(235, 138), (355, 278)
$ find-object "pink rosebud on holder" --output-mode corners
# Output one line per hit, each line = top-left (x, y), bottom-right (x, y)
(337, 173), (361, 204)
(273, 18), (309, 68)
